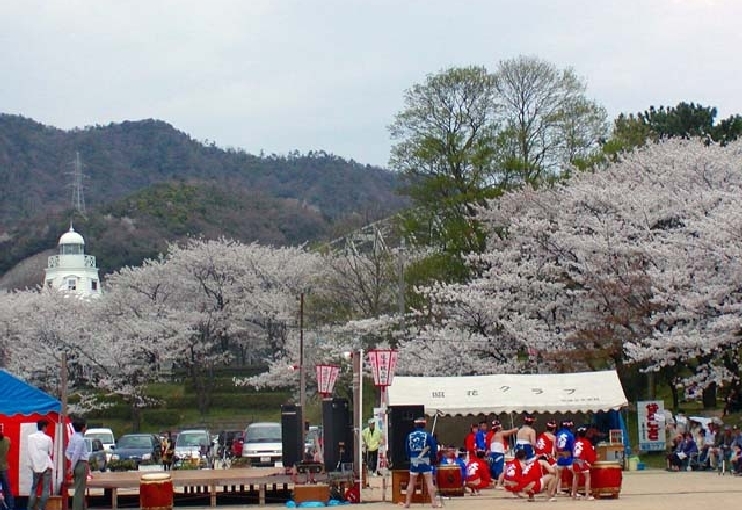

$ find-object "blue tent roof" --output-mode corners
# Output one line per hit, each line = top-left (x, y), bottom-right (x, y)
(0, 370), (62, 416)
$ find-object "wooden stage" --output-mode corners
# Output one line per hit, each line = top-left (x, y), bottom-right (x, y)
(85, 468), (353, 508)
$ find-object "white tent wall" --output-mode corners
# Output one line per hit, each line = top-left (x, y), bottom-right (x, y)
(387, 371), (628, 415)
(387, 371), (629, 448)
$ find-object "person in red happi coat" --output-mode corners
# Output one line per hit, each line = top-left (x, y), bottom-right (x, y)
(465, 450), (491, 494)
(463, 423), (478, 461)
(571, 427), (597, 501)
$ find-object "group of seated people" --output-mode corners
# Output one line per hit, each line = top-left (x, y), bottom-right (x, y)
(666, 421), (742, 473)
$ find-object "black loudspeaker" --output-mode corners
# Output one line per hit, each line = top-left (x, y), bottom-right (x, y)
(388, 405), (425, 470)
(322, 398), (353, 471)
(281, 404), (303, 467)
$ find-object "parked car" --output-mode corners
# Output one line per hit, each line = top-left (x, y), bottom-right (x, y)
(85, 437), (107, 472)
(110, 434), (161, 467)
(216, 430), (243, 459)
(242, 422), (282, 466)
(85, 427), (116, 462)
(174, 429), (215, 469)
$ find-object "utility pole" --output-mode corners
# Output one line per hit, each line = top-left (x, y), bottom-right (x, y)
(397, 238), (405, 317)
(60, 352), (69, 510)
(299, 292), (306, 413)
(352, 346), (363, 501)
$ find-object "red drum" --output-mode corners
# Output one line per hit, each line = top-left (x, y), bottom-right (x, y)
(140, 473), (174, 510)
(590, 461), (622, 499)
(436, 465), (464, 496)
(559, 466), (585, 494)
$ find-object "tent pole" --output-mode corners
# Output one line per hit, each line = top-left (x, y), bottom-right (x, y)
(60, 352), (69, 510)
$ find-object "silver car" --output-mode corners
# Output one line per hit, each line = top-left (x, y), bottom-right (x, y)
(85, 437), (107, 472)
(174, 429), (215, 469)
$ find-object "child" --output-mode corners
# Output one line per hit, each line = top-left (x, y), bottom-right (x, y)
(572, 427), (596, 501)
(503, 450), (526, 495)
(466, 450), (491, 494)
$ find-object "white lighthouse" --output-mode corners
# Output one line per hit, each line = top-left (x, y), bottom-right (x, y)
(44, 226), (101, 297)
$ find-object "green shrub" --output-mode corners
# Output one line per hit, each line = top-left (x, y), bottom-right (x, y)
(175, 463), (200, 471)
(108, 459), (137, 472)
(87, 405), (133, 420)
(161, 393), (289, 410)
(142, 409), (180, 428)
(229, 457), (250, 468)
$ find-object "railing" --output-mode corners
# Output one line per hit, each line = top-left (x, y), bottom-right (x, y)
(46, 254), (97, 268)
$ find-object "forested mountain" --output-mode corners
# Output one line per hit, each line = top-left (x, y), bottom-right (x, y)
(0, 114), (406, 288)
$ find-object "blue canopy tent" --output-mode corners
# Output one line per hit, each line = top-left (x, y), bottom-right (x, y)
(0, 370), (65, 498)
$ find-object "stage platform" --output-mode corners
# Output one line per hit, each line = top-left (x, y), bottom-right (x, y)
(82, 468), (354, 508)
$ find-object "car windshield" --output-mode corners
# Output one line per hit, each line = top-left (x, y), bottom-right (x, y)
(87, 433), (114, 444)
(245, 426), (281, 443)
(177, 433), (208, 447)
(118, 436), (152, 449)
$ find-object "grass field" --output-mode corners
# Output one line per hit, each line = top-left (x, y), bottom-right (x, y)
(85, 378), (377, 437)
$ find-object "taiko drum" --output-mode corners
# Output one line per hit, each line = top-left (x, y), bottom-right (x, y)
(436, 465), (464, 496)
(140, 473), (174, 510)
(591, 461), (622, 499)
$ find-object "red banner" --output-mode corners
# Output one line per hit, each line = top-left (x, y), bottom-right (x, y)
(367, 349), (398, 387)
(315, 364), (340, 397)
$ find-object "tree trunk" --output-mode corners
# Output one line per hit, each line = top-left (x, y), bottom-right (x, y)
(702, 382), (717, 409)
(670, 383), (679, 412)
(131, 402), (142, 432)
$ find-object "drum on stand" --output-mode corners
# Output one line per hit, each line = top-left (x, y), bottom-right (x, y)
(590, 461), (622, 499)
(140, 473), (174, 510)
(436, 465), (464, 496)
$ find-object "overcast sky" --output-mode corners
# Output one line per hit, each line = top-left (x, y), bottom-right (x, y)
(1, 0), (740, 167)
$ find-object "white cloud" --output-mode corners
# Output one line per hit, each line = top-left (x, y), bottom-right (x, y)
(1, 0), (741, 166)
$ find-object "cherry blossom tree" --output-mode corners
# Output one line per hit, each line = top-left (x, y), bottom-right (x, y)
(409, 139), (742, 395)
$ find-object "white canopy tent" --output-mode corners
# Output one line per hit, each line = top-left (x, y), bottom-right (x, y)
(387, 370), (628, 415)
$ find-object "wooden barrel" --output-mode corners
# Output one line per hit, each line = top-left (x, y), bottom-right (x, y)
(140, 473), (173, 510)
(590, 461), (622, 499)
(436, 465), (464, 496)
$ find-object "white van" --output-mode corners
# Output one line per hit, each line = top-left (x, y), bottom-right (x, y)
(85, 428), (116, 461)
(242, 422), (282, 466)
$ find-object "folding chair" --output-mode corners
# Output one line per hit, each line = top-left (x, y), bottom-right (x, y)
(686, 451), (701, 471)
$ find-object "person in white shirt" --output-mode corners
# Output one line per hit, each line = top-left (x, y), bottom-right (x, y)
(27, 420), (54, 510)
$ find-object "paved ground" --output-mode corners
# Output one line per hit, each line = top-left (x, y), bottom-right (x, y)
(85, 468), (742, 507)
(355, 470), (742, 508)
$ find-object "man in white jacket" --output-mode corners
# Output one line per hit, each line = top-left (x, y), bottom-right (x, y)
(27, 421), (54, 510)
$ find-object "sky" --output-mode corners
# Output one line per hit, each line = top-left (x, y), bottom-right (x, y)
(1, 0), (741, 167)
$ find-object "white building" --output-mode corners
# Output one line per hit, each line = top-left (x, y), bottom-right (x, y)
(44, 226), (101, 297)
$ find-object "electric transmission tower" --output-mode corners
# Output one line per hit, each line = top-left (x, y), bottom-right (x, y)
(66, 152), (87, 217)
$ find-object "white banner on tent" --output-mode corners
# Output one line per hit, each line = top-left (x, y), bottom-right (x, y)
(388, 371), (628, 415)
(637, 400), (666, 452)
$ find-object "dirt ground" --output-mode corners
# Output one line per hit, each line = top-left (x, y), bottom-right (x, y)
(356, 470), (742, 508)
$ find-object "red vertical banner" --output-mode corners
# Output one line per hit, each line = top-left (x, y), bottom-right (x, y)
(367, 349), (398, 388)
(315, 364), (340, 397)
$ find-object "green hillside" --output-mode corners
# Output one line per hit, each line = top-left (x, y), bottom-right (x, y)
(0, 114), (407, 286)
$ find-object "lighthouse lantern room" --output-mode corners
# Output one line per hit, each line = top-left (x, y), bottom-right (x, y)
(44, 226), (101, 297)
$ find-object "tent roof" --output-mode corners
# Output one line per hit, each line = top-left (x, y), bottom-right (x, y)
(387, 371), (628, 415)
(0, 370), (62, 416)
